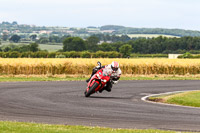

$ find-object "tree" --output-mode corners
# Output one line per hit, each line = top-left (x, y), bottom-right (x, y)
(29, 43), (39, 52)
(17, 45), (30, 52)
(120, 35), (131, 42)
(119, 44), (133, 58)
(37, 37), (49, 44)
(49, 36), (60, 43)
(3, 46), (11, 52)
(110, 42), (124, 52)
(2, 33), (9, 41)
(9, 51), (20, 58)
(9, 34), (21, 43)
(12, 21), (18, 25)
(60, 35), (71, 42)
(98, 42), (116, 51)
(63, 37), (86, 51)
(86, 36), (100, 51)
(29, 34), (37, 41)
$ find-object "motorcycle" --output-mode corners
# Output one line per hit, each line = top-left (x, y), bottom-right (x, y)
(84, 62), (110, 97)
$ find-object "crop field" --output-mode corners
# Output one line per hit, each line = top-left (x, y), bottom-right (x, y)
(125, 34), (180, 38)
(0, 58), (200, 75)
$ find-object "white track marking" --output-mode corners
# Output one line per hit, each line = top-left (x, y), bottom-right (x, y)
(141, 90), (200, 109)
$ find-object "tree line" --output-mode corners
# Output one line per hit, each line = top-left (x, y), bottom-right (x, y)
(0, 43), (39, 52)
(62, 36), (200, 55)
(0, 34), (69, 43)
(100, 25), (200, 37)
(0, 51), (121, 58)
(2, 22), (200, 37)
(1, 35), (200, 57)
(1, 34), (132, 44)
(0, 51), (169, 58)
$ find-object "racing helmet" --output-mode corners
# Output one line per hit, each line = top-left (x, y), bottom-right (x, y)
(111, 61), (119, 72)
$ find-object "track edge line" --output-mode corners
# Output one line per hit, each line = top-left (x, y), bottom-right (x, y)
(141, 90), (200, 109)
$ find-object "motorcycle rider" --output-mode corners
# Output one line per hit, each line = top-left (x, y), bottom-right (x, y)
(86, 61), (121, 92)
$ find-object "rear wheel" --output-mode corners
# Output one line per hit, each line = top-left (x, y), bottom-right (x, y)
(85, 82), (99, 97)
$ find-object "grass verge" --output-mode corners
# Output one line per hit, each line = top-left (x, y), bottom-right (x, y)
(0, 77), (85, 82)
(0, 74), (200, 82)
(148, 91), (200, 107)
(0, 121), (189, 133)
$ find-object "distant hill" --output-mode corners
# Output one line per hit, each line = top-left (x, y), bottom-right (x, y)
(100, 25), (200, 37)
(1, 21), (200, 38)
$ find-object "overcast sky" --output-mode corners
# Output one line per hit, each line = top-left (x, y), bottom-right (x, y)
(0, 0), (200, 30)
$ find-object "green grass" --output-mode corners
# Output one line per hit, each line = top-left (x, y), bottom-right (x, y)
(0, 76), (86, 82)
(120, 76), (200, 80)
(38, 44), (62, 52)
(166, 91), (200, 107)
(0, 76), (200, 82)
(1, 41), (63, 52)
(0, 121), (188, 133)
(149, 91), (200, 107)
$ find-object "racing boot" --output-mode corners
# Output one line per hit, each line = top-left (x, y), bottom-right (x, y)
(99, 88), (111, 93)
(105, 87), (111, 92)
(104, 82), (112, 92)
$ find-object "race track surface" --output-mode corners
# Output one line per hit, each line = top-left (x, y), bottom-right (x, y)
(0, 80), (200, 131)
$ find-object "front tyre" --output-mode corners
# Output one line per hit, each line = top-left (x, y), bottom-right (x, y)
(85, 82), (99, 97)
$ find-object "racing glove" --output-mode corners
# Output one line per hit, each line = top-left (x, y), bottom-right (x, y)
(112, 80), (118, 84)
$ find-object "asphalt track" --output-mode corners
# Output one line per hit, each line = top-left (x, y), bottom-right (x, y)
(0, 80), (200, 131)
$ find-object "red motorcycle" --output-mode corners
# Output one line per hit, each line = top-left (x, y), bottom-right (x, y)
(84, 62), (110, 97)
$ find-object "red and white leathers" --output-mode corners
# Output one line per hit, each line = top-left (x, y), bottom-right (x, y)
(102, 64), (122, 84)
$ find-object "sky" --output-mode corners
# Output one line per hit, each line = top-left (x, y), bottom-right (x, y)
(0, 0), (200, 30)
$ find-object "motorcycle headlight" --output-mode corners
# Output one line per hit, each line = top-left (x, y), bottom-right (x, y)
(97, 74), (100, 79)
(101, 79), (107, 83)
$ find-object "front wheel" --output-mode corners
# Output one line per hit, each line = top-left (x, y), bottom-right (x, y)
(85, 82), (99, 97)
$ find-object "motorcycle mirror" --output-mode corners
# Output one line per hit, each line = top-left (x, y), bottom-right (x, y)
(97, 61), (101, 67)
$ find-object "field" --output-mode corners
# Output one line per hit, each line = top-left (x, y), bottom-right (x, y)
(0, 58), (200, 75)
(38, 44), (63, 52)
(124, 34), (180, 38)
(1, 41), (34, 46)
(1, 41), (63, 52)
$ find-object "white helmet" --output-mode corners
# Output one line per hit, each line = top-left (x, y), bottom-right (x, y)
(111, 61), (119, 72)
